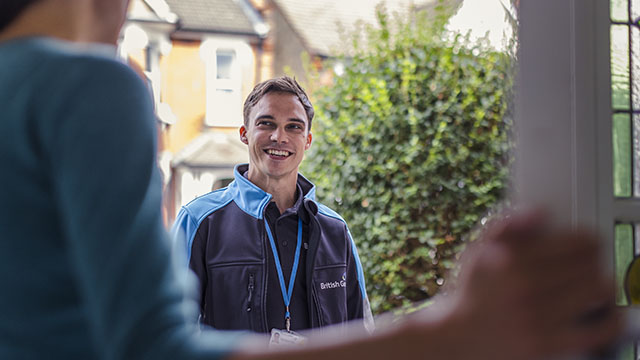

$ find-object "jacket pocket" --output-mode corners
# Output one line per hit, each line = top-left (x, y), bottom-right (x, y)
(205, 263), (262, 331)
(313, 264), (348, 325)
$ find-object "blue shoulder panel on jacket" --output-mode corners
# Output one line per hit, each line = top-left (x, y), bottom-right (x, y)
(169, 164), (275, 265)
(169, 186), (234, 263)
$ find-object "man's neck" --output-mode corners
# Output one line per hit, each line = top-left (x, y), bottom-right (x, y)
(247, 168), (298, 214)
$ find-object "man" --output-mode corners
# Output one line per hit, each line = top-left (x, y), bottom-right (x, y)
(171, 77), (374, 334)
(0, 0), (624, 358)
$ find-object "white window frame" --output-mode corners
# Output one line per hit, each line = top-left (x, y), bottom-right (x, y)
(515, 1), (640, 347)
(513, 0), (626, 261)
(200, 38), (247, 128)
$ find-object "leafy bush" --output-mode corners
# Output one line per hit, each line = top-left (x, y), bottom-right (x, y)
(303, 8), (514, 314)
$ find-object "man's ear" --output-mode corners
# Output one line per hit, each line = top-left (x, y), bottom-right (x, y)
(239, 125), (248, 145)
(305, 132), (313, 150)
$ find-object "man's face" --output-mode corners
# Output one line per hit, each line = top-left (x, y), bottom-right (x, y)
(240, 91), (312, 182)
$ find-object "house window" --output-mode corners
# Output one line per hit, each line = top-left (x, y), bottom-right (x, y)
(202, 43), (243, 128)
(610, 2), (639, 199)
(216, 51), (234, 79)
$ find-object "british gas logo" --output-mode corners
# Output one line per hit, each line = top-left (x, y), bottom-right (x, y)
(320, 272), (347, 290)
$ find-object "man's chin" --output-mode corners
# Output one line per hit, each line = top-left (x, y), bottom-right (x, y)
(265, 165), (300, 179)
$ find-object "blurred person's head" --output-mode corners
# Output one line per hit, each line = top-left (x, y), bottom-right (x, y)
(240, 76), (314, 183)
(0, 0), (130, 44)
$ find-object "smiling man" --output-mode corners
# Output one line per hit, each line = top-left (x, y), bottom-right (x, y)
(171, 77), (374, 337)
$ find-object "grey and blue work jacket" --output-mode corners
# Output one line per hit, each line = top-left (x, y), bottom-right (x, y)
(171, 164), (374, 333)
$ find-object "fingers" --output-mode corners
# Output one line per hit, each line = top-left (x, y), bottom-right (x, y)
(483, 210), (602, 268)
(495, 228), (610, 321)
(547, 306), (624, 356)
(483, 208), (549, 246)
(508, 229), (607, 325)
(517, 229), (601, 267)
(521, 274), (615, 338)
(514, 232), (602, 300)
(455, 214), (623, 359)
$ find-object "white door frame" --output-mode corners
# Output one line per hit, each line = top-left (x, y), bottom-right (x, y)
(514, 0), (616, 257)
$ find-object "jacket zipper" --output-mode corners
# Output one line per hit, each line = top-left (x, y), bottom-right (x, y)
(261, 220), (270, 332)
(246, 273), (255, 312)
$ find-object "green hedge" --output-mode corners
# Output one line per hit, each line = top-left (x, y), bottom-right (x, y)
(303, 9), (514, 314)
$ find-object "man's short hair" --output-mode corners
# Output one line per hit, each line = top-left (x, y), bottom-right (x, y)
(243, 76), (315, 130)
(0, 0), (41, 32)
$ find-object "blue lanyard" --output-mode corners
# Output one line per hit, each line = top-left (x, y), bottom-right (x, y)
(264, 217), (303, 332)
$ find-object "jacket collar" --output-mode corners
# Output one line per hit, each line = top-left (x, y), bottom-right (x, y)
(230, 164), (317, 219)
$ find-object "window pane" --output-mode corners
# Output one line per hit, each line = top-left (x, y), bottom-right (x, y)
(615, 224), (634, 306)
(631, 26), (640, 198)
(635, 114), (640, 197)
(634, 0), (640, 21)
(612, 0), (629, 21)
(636, 224), (640, 255)
(614, 113), (632, 197)
(612, 25), (630, 110)
(216, 52), (234, 80)
(633, 27), (640, 109)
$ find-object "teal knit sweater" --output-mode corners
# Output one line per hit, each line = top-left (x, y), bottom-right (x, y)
(0, 37), (240, 359)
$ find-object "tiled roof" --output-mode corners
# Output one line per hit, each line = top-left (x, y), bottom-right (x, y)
(166, 0), (259, 35)
(272, 0), (439, 57)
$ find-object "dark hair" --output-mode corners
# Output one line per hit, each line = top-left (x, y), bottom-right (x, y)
(0, 0), (42, 32)
(243, 76), (315, 130)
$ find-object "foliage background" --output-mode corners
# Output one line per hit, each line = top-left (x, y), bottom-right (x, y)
(302, 5), (515, 314)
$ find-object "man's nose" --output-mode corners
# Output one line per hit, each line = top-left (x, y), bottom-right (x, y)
(270, 127), (287, 143)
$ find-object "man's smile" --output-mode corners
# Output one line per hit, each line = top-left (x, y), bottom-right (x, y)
(264, 148), (293, 158)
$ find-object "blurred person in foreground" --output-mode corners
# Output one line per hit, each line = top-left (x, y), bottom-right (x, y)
(0, 0), (623, 359)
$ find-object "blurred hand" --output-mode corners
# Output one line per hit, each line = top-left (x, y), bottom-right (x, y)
(439, 210), (623, 360)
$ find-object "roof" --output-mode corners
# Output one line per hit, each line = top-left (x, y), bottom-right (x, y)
(128, 0), (179, 24)
(172, 132), (249, 169)
(165, 0), (265, 36)
(272, 0), (440, 57)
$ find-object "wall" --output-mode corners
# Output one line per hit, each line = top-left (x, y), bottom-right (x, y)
(160, 40), (207, 154)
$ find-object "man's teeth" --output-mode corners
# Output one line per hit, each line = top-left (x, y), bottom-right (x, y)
(267, 149), (290, 156)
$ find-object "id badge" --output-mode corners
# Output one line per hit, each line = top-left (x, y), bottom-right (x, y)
(269, 328), (307, 347)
